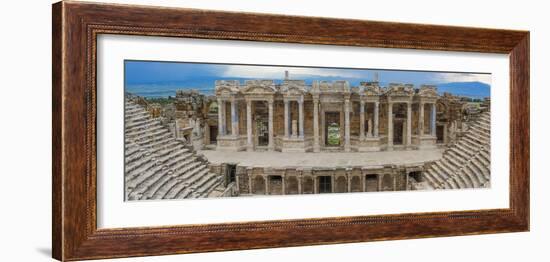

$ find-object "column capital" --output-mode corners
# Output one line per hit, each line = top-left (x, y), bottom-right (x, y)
(312, 94), (320, 101)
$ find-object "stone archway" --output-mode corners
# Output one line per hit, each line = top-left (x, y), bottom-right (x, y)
(286, 176), (299, 195)
(350, 176), (362, 192)
(335, 176), (347, 193)
(253, 176), (265, 195)
(382, 174), (394, 191)
(302, 176), (314, 194)
(365, 174), (378, 192)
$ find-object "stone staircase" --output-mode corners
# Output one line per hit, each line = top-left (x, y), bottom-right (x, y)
(421, 111), (491, 190)
(124, 98), (224, 200)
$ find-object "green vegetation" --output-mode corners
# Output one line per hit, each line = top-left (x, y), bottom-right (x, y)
(327, 124), (340, 146)
(145, 96), (175, 105)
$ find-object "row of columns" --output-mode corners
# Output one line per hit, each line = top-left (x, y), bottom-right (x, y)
(219, 98), (436, 151)
(219, 98), (274, 151)
(244, 173), (393, 195)
(314, 98), (382, 152)
(217, 98), (242, 137)
(418, 102), (437, 137)
(283, 98), (304, 139)
(387, 101), (437, 149)
(359, 101), (380, 140)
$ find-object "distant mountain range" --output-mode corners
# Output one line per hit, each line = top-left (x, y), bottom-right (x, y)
(126, 76), (490, 99)
(436, 81), (490, 99)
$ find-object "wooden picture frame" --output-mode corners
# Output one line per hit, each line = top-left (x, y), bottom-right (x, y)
(52, 1), (529, 261)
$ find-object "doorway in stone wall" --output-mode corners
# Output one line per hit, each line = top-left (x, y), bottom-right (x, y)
(436, 125), (444, 143)
(325, 112), (340, 147)
(318, 176), (332, 193)
(209, 125), (218, 143)
(269, 176), (283, 195)
(393, 120), (404, 145)
(254, 101), (269, 146)
(225, 164), (236, 187)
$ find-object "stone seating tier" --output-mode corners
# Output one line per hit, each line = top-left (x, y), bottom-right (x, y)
(124, 98), (224, 200)
(423, 111), (491, 189)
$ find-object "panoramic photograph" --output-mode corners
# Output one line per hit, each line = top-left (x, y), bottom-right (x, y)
(124, 61), (491, 201)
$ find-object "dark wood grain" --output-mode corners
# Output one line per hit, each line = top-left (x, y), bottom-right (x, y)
(52, 1), (530, 261)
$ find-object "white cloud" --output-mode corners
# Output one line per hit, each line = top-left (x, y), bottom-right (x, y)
(220, 65), (365, 79)
(433, 73), (492, 85)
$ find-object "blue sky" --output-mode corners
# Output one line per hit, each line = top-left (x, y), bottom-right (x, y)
(125, 60), (491, 98)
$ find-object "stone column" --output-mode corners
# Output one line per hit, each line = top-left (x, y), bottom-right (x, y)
(374, 101), (379, 137)
(246, 99), (253, 151)
(431, 103), (437, 136)
(265, 175), (269, 195)
(299, 97), (304, 138)
(344, 98), (351, 152)
(347, 174), (351, 192)
(222, 101), (228, 135)
(231, 98), (239, 136)
(235, 173), (240, 194)
(387, 102), (393, 149)
(314, 176), (318, 194)
(407, 102), (412, 147)
(284, 100), (290, 138)
(313, 97), (320, 152)
(268, 99), (274, 151)
(248, 170), (252, 194)
(359, 100), (365, 141)
(367, 119), (373, 137)
(405, 171), (409, 191)
(298, 176), (302, 194)
(419, 102), (425, 136)
(217, 99), (224, 136)
(282, 173), (286, 195)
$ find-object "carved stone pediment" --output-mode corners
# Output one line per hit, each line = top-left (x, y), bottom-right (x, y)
(418, 85), (438, 97)
(215, 80), (240, 95)
(316, 80), (350, 93)
(358, 82), (382, 96)
(241, 80), (277, 94)
(216, 88), (233, 96)
(281, 80), (307, 95)
(385, 83), (414, 97)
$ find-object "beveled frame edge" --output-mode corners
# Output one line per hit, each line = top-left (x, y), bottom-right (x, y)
(52, 1), (529, 261)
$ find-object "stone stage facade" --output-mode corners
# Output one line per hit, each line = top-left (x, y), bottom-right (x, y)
(202, 149), (443, 195)
(124, 76), (489, 199)
(214, 79), (442, 153)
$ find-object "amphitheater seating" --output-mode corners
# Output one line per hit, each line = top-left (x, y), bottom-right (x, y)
(124, 98), (224, 200)
(422, 111), (491, 189)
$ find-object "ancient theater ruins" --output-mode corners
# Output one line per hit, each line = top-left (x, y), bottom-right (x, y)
(124, 71), (491, 200)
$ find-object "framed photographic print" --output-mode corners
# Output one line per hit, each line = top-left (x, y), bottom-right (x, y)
(52, 1), (529, 261)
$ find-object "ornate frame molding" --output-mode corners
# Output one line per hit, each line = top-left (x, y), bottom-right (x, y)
(52, 1), (529, 261)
